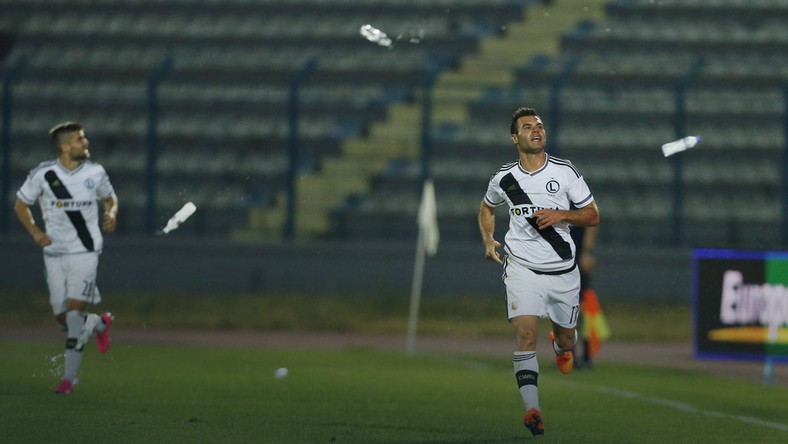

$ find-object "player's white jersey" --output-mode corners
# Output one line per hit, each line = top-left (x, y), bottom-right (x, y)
(17, 159), (114, 255)
(484, 154), (594, 273)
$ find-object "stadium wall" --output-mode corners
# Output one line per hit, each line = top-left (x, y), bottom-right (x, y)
(1, 235), (691, 302)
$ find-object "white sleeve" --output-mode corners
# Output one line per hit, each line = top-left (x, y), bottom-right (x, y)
(568, 175), (594, 208)
(484, 177), (505, 207)
(16, 171), (42, 205)
(95, 166), (115, 200)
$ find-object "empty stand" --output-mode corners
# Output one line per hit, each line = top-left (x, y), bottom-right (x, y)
(330, 0), (787, 248)
(3, 0), (786, 248)
(1, 0), (524, 235)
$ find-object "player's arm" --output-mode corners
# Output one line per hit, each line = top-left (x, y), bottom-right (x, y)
(14, 198), (51, 247)
(532, 201), (599, 230)
(478, 200), (503, 264)
(102, 192), (118, 232)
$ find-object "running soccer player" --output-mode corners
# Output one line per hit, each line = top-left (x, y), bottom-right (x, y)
(14, 122), (118, 395)
(477, 107), (599, 437)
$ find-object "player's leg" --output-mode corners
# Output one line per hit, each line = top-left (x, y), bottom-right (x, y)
(69, 252), (111, 349)
(74, 316), (112, 354)
(45, 255), (69, 329)
(551, 323), (578, 355)
(56, 253), (103, 393)
(511, 315), (545, 437)
(93, 311), (113, 353)
(549, 323), (578, 374)
(505, 260), (547, 437)
(45, 255), (76, 393)
(547, 269), (582, 374)
(511, 316), (541, 400)
(61, 298), (89, 393)
(75, 310), (112, 353)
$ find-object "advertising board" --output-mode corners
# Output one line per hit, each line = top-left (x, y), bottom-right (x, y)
(693, 249), (788, 362)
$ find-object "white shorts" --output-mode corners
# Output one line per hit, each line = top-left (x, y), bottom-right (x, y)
(502, 256), (580, 327)
(44, 252), (102, 315)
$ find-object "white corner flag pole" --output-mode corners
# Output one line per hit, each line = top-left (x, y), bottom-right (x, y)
(406, 179), (439, 354)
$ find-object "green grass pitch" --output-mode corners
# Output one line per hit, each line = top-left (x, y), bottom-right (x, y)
(1, 340), (786, 443)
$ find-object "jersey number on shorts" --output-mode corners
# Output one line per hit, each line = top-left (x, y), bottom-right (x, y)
(82, 280), (96, 298)
(570, 305), (580, 325)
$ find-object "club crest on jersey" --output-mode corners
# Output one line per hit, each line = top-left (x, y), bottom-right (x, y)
(84, 178), (95, 189)
(546, 180), (560, 194)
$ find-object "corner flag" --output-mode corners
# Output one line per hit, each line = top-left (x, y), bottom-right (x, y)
(417, 178), (439, 256)
(406, 179), (439, 353)
(580, 288), (611, 358)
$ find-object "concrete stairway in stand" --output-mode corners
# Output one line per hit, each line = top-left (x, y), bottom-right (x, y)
(433, 0), (609, 124)
(242, 103), (421, 240)
(241, 0), (609, 241)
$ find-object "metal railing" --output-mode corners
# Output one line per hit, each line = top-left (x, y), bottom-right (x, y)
(145, 55), (174, 234)
(0, 56), (25, 233)
(284, 57), (316, 241)
(2, 58), (787, 247)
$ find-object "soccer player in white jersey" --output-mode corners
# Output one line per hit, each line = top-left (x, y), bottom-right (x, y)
(478, 107), (599, 437)
(14, 122), (118, 395)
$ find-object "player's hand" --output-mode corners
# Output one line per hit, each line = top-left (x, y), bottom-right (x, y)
(102, 213), (117, 232)
(33, 231), (52, 247)
(531, 209), (561, 230)
(484, 239), (503, 264)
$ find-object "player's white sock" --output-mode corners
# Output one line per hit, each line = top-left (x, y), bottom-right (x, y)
(552, 330), (579, 355)
(64, 310), (85, 381)
(93, 315), (106, 333)
(552, 339), (564, 355)
(513, 351), (540, 412)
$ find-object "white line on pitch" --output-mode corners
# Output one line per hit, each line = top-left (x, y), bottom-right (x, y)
(578, 382), (788, 432)
(430, 355), (788, 432)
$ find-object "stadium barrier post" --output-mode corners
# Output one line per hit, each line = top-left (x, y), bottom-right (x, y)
(146, 55), (174, 235)
(546, 57), (578, 158)
(0, 55), (26, 234)
(671, 57), (704, 244)
(284, 57), (316, 241)
(782, 84), (788, 246)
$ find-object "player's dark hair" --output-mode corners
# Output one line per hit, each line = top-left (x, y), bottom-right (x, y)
(49, 121), (83, 148)
(510, 107), (539, 135)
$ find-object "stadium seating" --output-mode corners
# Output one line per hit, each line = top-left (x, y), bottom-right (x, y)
(330, 0), (788, 248)
(2, 0), (786, 248)
(1, 0), (525, 235)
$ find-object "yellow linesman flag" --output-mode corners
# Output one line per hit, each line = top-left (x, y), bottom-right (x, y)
(418, 179), (439, 257)
(580, 288), (611, 358)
